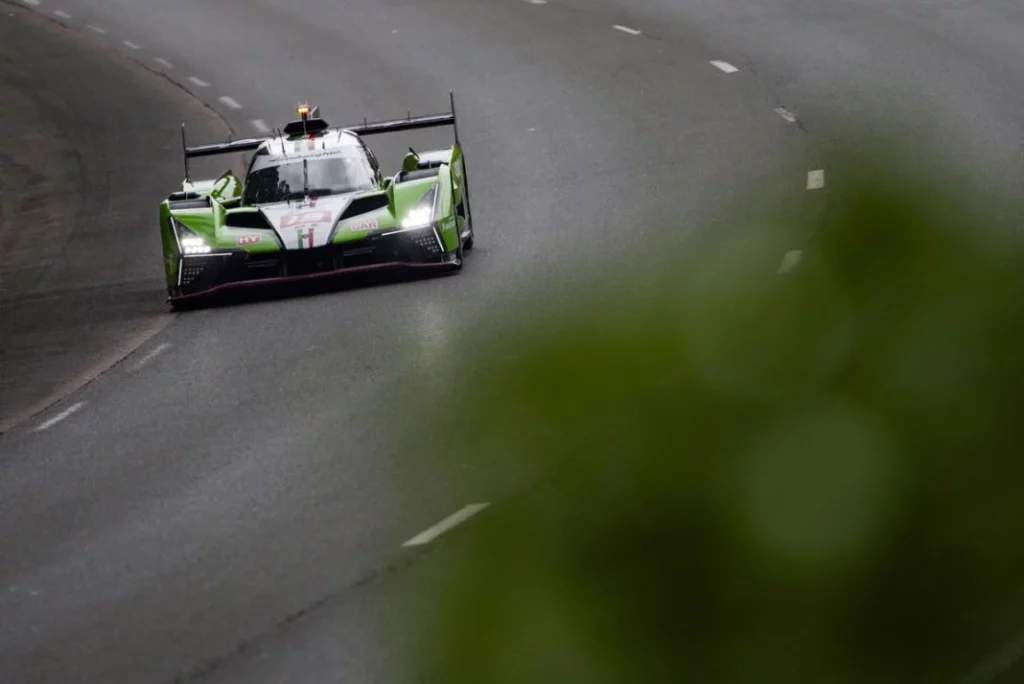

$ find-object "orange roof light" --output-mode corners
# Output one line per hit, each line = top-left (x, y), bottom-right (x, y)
(297, 103), (311, 119)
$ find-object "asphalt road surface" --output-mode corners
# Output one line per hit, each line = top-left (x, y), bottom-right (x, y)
(0, 7), (230, 431)
(1, 0), (1022, 681)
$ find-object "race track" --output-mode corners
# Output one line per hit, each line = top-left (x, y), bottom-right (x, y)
(1, 0), (1022, 681)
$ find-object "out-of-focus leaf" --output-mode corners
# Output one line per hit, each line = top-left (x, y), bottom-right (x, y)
(402, 135), (1024, 683)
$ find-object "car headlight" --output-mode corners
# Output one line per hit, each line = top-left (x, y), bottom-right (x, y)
(400, 187), (437, 229)
(401, 206), (434, 230)
(172, 218), (214, 255)
(180, 236), (212, 255)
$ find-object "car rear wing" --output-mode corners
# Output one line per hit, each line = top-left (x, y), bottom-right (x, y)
(343, 91), (463, 143)
(180, 91), (465, 182)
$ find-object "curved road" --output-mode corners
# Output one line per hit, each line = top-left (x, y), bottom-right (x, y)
(1, 0), (1022, 681)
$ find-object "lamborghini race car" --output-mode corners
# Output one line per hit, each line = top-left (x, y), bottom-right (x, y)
(160, 94), (474, 306)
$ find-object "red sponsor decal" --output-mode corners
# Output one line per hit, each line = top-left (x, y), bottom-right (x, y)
(237, 234), (262, 246)
(281, 211), (332, 228)
(350, 218), (380, 233)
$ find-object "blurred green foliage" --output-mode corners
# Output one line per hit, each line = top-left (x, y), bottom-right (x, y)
(405, 137), (1024, 683)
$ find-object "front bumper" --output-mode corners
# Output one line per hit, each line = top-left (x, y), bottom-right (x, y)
(169, 229), (455, 302)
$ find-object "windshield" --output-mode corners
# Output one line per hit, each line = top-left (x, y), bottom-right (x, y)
(243, 155), (376, 204)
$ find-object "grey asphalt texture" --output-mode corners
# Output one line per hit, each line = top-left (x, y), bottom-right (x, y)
(0, 0), (1022, 681)
(0, 6), (230, 431)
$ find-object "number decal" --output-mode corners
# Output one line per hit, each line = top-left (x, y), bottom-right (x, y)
(281, 211), (332, 228)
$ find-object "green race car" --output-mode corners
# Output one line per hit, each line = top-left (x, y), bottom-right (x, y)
(160, 93), (475, 307)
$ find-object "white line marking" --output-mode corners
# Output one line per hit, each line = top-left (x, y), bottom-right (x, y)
(188, 76), (210, 88)
(123, 40), (141, 49)
(613, 24), (643, 36)
(807, 169), (826, 190)
(33, 402), (85, 433)
(778, 249), (804, 274)
(154, 57), (174, 69)
(218, 95), (242, 109)
(525, 0), (548, 4)
(130, 343), (171, 372)
(21, 0), (40, 7)
(775, 107), (798, 123)
(250, 119), (270, 133)
(53, 9), (71, 19)
(402, 503), (490, 547)
(710, 60), (740, 73)
(86, 24), (106, 34)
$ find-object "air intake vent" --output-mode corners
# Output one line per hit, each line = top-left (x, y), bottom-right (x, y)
(411, 231), (443, 255)
(168, 197), (211, 210)
(180, 259), (208, 286)
(339, 194), (389, 220)
(225, 211), (272, 230)
(168, 191), (204, 201)
(398, 168), (441, 183)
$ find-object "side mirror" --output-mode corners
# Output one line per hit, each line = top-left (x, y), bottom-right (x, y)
(401, 149), (420, 173)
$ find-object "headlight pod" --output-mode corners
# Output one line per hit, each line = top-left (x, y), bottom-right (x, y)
(401, 206), (434, 230)
(400, 187), (437, 230)
(180, 236), (212, 255)
(172, 217), (214, 255)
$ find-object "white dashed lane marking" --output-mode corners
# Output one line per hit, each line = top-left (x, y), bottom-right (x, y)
(250, 119), (270, 134)
(86, 24), (106, 34)
(402, 503), (490, 547)
(218, 96), (243, 110)
(613, 24), (643, 36)
(130, 343), (172, 372)
(188, 77), (210, 88)
(525, 0), (548, 4)
(33, 402), (85, 433)
(21, 0), (40, 7)
(123, 40), (141, 49)
(53, 9), (70, 19)
(710, 60), (740, 73)
(807, 169), (826, 190)
(154, 57), (174, 69)
(775, 107), (798, 123)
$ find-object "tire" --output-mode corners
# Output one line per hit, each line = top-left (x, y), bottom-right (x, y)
(452, 236), (465, 271)
(457, 189), (474, 251)
(444, 226), (464, 273)
(168, 289), (202, 311)
(170, 298), (196, 312)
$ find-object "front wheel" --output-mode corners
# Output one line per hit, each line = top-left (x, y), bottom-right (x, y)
(457, 191), (474, 251)
(169, 297), (200, 312)
(453, 237), (465, 271)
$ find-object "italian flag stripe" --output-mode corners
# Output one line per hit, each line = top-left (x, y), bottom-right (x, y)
(296, 228), (316, 249)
